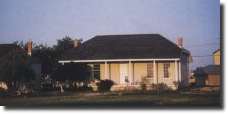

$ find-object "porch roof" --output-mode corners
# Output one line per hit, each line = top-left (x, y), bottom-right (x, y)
(59, 58), (180, 64)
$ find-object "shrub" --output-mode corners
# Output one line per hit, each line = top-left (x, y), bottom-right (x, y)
(173, 81), (181, 90)
(41, 83), (57, 92)
(173, 81), (190, 91)
(96, 79), (114, 92)
(140, 76), (149, 91)
(155, 83), (173, 94)
(0, 88), (8, 97)
(77, 85), (93, 92)
(140, 83), (147, 91)
(156, 83), (169, 90)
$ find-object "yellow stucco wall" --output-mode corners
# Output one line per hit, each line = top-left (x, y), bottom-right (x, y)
(110, 64), (120, 84)
(100, 64), (105, 80)
(100, 63), (120, 84)
(213, 50), (220, 65)
(133, 63), (148, 83)
(157, 62), (176, 86)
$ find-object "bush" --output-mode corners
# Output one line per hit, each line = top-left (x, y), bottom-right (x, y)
(77, 85), (93, 92)
(156, 83), (169, 90)
(96, 79), (114, 92)
(140, 83), (147, 91)
(173, 81), (181, 90)
(173, 81), (190, 91)
(0, 89), (8, 97)
(41, 83), (57, 91)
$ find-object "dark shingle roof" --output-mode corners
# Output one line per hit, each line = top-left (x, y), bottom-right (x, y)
(0, 44), (21, 58)
(213, 49), (220, 54)
(203, 65), (220, 75)
(62, 34), (186, 60)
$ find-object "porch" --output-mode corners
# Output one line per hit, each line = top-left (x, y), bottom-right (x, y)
(59, 58), (182, 90)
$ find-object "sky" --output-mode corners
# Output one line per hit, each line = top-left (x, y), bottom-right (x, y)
(0, 0), (220, 69)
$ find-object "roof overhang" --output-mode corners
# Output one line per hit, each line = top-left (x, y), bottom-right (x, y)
(59, 58), (180, 64)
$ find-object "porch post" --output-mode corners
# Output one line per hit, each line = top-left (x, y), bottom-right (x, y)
(104, 61), (108, 79)
(153, 60), (157, 84)
(175, 60), (178, 82)
(178, 61), (182, 82)
(128, 61), (132, 84)
(109, 63), (111, 79)
(132, 62), (135, 84)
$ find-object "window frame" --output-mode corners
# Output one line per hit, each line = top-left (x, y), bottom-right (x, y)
(163, 63), (170, 78)
(92, 64), (100, 80)
(147, 63), (153, 78)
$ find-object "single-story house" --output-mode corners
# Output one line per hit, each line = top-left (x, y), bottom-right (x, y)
(0, 44), (22, 57)
(0, 44), (21, 90)
(0, 43), (42, 90)
(59, 34), (191, 90)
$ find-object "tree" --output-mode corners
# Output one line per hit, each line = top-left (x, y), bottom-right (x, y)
(51, 63), (91, 82)
(8, 36), (82, 82)
(53, 36), (75, 55)
(12, 41), (26, 49)
(32, 44), (58, 75)
(32, 36), (79, 76)
(0, 48), (36, 88)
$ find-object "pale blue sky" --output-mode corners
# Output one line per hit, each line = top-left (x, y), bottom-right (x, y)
(0, 0), (220, 69)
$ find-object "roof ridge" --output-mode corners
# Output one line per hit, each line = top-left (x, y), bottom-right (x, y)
(95, 33), (161, 37)
(0, 43), (15, 45)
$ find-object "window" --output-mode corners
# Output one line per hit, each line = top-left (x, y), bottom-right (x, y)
(147, 63), (153, 77)
(93, 64), (100, 80)
(164, 63), (170, 78)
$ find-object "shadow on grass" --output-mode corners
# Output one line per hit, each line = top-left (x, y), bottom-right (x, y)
(2, 90), (222, 110)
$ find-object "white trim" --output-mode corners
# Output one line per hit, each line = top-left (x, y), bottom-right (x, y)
(119, 63), (129, 84)
(104, 62), (108, 79)
(128, 61), (132, 84)
(109, 63), (111, 79)
(153, 60), (157, 84)
(178, 61), (182, 82)
(59, 58), (180, 63)
(132, 63), (135, 84)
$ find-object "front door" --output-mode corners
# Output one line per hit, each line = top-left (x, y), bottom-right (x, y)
(120, 64), (128, 84)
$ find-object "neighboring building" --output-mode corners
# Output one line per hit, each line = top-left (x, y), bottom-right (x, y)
(194, 65), (220, 87)
(59, 34), (191, 90)
(0, 44), (22, 58)
(213, 49), (220, 65)
(203, 65), (220, 86)
(0, 44), (22, 90)
(193, 49), (221, 87)
(0, 43), (42, 90)
(25, 40), (42, 89)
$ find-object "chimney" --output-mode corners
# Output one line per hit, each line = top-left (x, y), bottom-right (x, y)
(73, 39), (81, 48)
(176, 37), (183, 48)
(27, 40), (32, 56)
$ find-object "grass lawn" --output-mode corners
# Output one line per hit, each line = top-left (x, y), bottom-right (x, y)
(0, 91), (222, 109)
